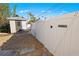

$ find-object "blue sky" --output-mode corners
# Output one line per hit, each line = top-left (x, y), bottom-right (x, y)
(9, 3), (79, 19)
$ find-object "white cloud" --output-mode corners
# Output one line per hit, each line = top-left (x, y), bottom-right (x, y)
(41, 10), (52, 13)
(62, 11), (67, 13)
(59, 11), (68, 15)
(41, 10), (46, 13)
(20, 10), (29, 13)
(47, 10), (52, 13)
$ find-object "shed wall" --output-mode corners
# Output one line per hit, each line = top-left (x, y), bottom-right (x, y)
(9, 21), (16, 33)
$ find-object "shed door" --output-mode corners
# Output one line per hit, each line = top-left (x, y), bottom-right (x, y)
(16, 21), (22, 31)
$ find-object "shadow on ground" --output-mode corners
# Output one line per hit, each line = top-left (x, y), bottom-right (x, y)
(0, 31), (53, 56)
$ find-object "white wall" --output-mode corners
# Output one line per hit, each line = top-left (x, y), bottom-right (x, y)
(31, 13), (79, 56)
(10, 21), (16, 33)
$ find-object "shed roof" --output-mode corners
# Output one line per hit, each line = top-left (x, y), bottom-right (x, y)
(7, 17), (26, 21)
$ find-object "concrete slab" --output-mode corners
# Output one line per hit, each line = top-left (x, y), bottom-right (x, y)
(0, 50), (17, 56)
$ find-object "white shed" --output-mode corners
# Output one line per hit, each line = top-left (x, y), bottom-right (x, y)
(31, 12), (79, 56)
(7, 17), (27, 33)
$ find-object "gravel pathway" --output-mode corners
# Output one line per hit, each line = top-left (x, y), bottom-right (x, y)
(0, 31), (53, 56)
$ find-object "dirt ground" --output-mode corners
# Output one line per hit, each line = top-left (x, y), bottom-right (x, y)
(0, 34), (13, 47)
(0, 31), (53, 56)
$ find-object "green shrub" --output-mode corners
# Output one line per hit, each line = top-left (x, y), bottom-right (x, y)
(0, 24), (10, 33)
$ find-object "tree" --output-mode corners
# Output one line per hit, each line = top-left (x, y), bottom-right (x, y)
(0, 4), (10, 26)
(0, 4), (11, 33)
(12, 5), (17, 17)
(28, 12), (37, 24)
(0, 4), (18, 26)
